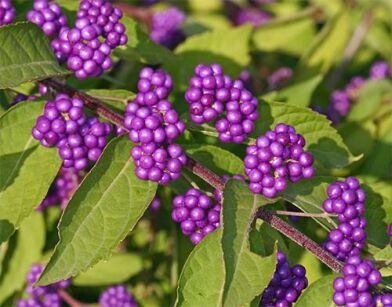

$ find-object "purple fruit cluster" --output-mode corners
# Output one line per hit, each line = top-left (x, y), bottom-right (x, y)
(234, 8), (271, 27)
(27, 0), (68, 37)
(328, 61), (391, 123)
(322, 177), (366, 262)
(260, 251), (308, 307)
(267, 67), (293, 89)
(150, 7), (185, 49)
(332, 256), (382, 306)
(99, 285), (137, 307)
(244, 123), (314, 198)
(186, 64), (259, 143)
(37, 167), (82, 211)
(51, 0), (127, 79)
(172, 188), (221, 245)
(0, 0), (15, 26)
(126, 68), (186, 185)
(17, 264), (71, 307)
(32, 94), (112, 170)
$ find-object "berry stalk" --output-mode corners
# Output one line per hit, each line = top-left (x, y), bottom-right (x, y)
(41, 78), (344, 272)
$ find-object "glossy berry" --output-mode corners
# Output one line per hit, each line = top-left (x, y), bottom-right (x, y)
(172, 188), (221, 244)
(323, 177), (367, 262)
(150, 7), (185, 49)
(37, 167), (82, 211)
(333, 256), (382, 306)
(99, 285), (137, 307)
(150, 196), (161, 212)
(0, 0), (16, 26)
(260, 251), (308, 306)
(244, 123), (314, 198)
(27, 0), (68, 37)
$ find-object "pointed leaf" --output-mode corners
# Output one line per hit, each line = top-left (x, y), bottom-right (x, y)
(0, 101), (61, 242)
(37, 136), (157, 285)
(0, 22), (68, 89)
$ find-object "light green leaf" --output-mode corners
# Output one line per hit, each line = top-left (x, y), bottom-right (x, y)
(348, 79), (392, 121)
(185, 145), (244, 176)
(0, 101), (61, 242)
(0, 212), (45, 304)
(73, 253), (143, 286)
(37, 136), (157, 285)
(295, 274), (338, 307)
(164, 25), (253, 91)
(222, 180), (276, 306)
(86, 89), (134, 112)
(252, 100), (359, 168)
(0, 22), (68, 89)
(252, 15), (316, 56)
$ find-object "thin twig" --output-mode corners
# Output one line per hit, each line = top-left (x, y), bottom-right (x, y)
(42, 79), (344, 273)
(274, 210), (337, 218)
(58, 290), (89, 307)
(326, 10), (374, 89)
(113, 2), (153, 27)
(182, 172), (201, 190)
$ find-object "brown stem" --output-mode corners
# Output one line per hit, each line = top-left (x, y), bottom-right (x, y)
(113, 2), (153, 28)
(42, 79), (344, 273)
(274, 210), (337, 218)
(58, 290), (90, 307)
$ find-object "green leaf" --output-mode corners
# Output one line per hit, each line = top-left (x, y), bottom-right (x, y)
(0, 101), (61, 242)
(164, 25), (253, 91)
(348, 80), (392, 121)
(0, 22), (68, 89)
(221, 180), (276, 306)
(298, 10), (351, 74)
(375, 246), (392, 262)
(175, 230), (225, 307)
(295, 274), (338, 307)
(252, 15), (316, 56)
(37, 136), (157, 285)
(0, 212), (45, 304)
(185, 145), (244, 176)
(253, 100), (359, 168)
(116, 16), (174, 65)
(86, 89), (134, 113)
(73, 253), (143, 286)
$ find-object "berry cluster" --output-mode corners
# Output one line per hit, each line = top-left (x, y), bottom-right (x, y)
(51, 0), (127, 79)
(260, 251), (308, 307)
(332, 256), (382, 306)
(99, 285), (137, 307)
(186, 64), (259, 143)
(172, 188), (221, 244)
(126, 68), (186, 185)
(27, 0), (67, 37)
(267, 67), (293, 89)
(37, 167), (82, 211)
(376, 294), (392, 306)
(150, 7), (185, 49)
(244, 123), (314, 198)
(32, 94), (112, 170)
(17, 264), (71, 307)
(234, 7), (271, 27)
(0, 0), (15, 26)
(328, 61), (391, 123)
(322, 177), (366, 262)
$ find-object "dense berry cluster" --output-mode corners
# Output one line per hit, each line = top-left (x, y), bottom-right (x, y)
(332, 256), (382, 306)
(99, 285), (137, 307)
(260, 251), (308, 306)
(186, 64), (259, 143)
(172, 188), (221, 244)
(37, 167), (82, 211)
(0, 0), (15, 26)
(329, 61), (391, 123)
(32, 94), (112, 170)
(51, 0), (127, 79)
(234, 8), (271, 27)
(322, 177), (366, 262)
(244, 123), (314, 198)
(27, 0), (67, 37)
(126, 68), (186, 185)
(150, 7), (185, 49)
(17, 264), (71, 307)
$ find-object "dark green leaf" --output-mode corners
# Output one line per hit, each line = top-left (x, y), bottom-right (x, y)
(37, 136), (157, 285)
(0, 22), (68, 89)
